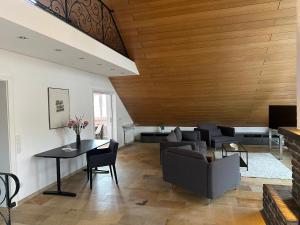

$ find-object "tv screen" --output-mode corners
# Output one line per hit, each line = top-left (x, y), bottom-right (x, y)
(269, 105), (297, 129)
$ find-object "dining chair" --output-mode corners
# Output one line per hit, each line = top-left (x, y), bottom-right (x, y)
(87, 139), (119, 189)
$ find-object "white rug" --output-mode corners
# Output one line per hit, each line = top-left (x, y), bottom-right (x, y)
(215, 152), (292, 180)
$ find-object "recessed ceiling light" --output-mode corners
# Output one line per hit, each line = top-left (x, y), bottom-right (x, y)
(54, 49), (62, 52)
(18, 36), (28, 40)
(78, 57), (85, 60)
(27, 0), (37, 4)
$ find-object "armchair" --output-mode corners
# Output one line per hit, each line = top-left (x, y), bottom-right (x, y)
(87, 139), (119, 189)
(162, 147), (240, 200)
(195, 124), (239, 149)
(160, 127), (207, 164)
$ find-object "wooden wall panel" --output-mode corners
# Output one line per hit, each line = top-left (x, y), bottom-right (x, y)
(107, 0), (296, 126)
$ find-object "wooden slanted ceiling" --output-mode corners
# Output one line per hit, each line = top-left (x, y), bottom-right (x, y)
(107, 0), (296, 126)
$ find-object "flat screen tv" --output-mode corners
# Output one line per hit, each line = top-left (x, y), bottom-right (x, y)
(269, 105), (297, 129)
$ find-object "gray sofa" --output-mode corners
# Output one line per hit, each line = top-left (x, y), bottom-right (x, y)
(160, 127), (207, 164)
(195, 124), (239, 149)
(162, 147), (240, 199)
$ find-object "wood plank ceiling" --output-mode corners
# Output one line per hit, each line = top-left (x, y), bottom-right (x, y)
(107, 0), (296, 126)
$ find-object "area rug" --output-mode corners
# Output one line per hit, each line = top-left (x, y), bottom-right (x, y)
(215, 152), (292, 180)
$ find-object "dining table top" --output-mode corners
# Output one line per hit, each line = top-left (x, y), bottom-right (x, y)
(35, 139), (110, 159)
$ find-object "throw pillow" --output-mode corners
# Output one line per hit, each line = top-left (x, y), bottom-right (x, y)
(167, 131), (178, 142)
(174, 127), (182, 141)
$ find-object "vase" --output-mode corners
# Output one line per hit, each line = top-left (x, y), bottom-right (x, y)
(76, 134), (81, 147)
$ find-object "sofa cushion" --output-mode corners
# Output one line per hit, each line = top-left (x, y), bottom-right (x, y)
(212, 136), (238, 143)
(167, 131), (178, 142)
(174, 127), (182, 141)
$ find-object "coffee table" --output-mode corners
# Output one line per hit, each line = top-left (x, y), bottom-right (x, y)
(222, 143), (248, 171)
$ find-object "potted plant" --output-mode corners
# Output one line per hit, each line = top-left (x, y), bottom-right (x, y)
(68, 116), (89, 146)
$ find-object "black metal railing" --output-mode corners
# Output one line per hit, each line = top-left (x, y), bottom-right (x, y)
(0, 173), (20, 225)
(32, 0), (128, 57)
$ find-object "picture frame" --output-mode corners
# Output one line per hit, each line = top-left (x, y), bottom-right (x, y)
(48, 87), (70, 129)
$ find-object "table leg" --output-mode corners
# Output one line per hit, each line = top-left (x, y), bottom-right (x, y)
(279, 134), (283, 160)
(43, 158), (76, 197)
(246, 151), (248, 171)
(269, 129), (272, 151)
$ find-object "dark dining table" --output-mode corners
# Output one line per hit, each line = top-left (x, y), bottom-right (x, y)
(35, 139), (109, 197)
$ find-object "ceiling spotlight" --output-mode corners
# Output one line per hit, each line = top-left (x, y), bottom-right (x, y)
(18, 36), (28, 40)
(27, 0), (37, 4)
(54, 49), (62, 52)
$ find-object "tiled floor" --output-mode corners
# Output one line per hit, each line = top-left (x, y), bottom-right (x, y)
(12, 143), (292, 225)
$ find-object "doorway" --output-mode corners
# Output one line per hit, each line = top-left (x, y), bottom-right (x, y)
(93, 92), (113, 140)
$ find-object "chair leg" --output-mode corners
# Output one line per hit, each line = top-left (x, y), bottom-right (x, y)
(112, 164), (118, 185)
(109, 165), (113, 179)
(89, 168), (93, 189)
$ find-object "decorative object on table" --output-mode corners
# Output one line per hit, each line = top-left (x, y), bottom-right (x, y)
(48, 87), (70, 129)
(160, 124), (165, 133)
(68, 116), (89, 146)
(230, 143), (239, 151)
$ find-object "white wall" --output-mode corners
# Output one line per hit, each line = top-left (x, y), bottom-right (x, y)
(0, 48), (132, 200)
(0, 81), (10, 173)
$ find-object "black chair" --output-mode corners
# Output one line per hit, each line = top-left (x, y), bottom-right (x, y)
(87, 139), (119, 189)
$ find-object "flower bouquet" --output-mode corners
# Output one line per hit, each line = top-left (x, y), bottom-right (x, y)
(68, 116), (89, 146)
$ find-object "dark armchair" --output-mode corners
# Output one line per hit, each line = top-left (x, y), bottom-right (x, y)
(162, 147), (240, 200)
(160, 127), (207, 164)
(195, 124), (239, 149)
(87, 139), (119, 189)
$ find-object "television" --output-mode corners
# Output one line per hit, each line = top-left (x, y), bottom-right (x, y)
(269, 105), (297, 129)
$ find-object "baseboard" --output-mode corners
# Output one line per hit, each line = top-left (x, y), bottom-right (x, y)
(18, 166), (86, 205)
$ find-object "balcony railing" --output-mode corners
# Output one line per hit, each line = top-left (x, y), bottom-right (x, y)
(32, 0), (128, 57)
(0, 173), (20, 225)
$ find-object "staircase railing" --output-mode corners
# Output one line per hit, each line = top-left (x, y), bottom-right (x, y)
(0, 173), (20, 225)
(31, 0), (128, 57)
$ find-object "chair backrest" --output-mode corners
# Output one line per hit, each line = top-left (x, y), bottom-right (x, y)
(109, 139), (119, 161)
(198, 123), (218, 131)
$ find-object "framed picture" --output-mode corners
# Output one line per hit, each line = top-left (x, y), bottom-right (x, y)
(48, 87), (70, 129)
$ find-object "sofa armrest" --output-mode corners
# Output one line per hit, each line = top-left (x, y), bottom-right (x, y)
(218, 126), (235, 137)
(208, 154), (240, 199)
(194, 128), (211, 146)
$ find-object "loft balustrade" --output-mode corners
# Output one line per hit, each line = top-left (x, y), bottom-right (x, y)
(31, 0), (128, 57)
(0, 173), (20, 225)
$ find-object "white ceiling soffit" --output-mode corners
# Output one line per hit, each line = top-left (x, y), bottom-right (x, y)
(0, 0), (139, 77)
